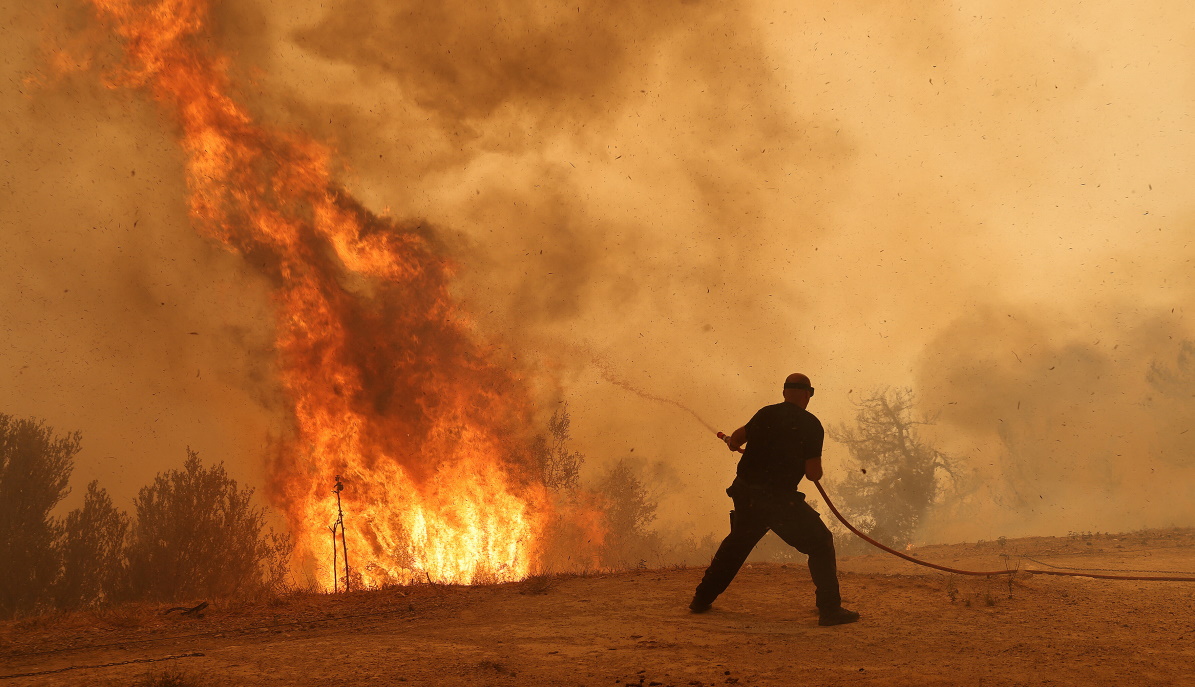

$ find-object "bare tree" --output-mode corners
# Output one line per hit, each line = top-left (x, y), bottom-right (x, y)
(124, 449), (290, 602)
(0, 415), (80, 617)
(55, 481), (129, 610)
(530, 404), (583, 491)
(827, 388), (957, 550)
(1145, 341), (1195, 467)
(1147, 340), (1195, 395)
(528, 405), (609, 573)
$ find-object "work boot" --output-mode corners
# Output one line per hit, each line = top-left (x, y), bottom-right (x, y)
(689, 594), (713, 614)
(818, 606), (860, 626)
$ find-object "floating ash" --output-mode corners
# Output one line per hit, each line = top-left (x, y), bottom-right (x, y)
(86, 0), (568, 587)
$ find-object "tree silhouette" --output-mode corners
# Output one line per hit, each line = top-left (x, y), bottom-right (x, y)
(828, 388), (957, 550)
(125, 449), (290, 601)
(595, 458), (659, 568)
(55, 481), (129, 610)
(0, 415), (80, 617)
(1146, 340), (1195, 395)
(530, 404), (583, 491)
(1146, 341), (1195, 467)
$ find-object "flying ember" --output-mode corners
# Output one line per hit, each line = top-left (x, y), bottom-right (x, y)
(87, 0), (554, 587)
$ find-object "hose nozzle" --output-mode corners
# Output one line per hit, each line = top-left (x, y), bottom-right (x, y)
(716, 431), (743, 453)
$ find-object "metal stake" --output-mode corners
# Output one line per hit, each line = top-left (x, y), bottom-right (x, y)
(333, 475), (350, 591)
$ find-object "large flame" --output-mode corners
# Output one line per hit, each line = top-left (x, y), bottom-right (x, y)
(88, 0), (554, 586)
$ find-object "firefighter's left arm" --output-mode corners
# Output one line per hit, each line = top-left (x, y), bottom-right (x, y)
(804, 457), (823, 482)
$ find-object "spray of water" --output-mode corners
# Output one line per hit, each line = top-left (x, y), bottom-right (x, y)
(589, 356), (720, 436)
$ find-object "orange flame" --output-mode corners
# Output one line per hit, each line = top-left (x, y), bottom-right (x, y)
(88, 0), (557, 586)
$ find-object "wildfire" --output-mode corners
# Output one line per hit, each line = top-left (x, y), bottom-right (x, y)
(88, 0), (556, 586)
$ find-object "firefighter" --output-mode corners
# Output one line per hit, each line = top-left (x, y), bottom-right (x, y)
(690, 373), (860, 626)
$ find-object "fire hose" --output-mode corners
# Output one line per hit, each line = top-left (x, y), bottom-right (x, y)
(715, 432), (1195, 582)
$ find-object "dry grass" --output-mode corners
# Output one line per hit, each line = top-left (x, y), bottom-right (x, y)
(11, 610), (65, 633)
(90, 604), (146, 629)
(517, 573), (559, 595)
(134, 667), (208, 687)
(475, 659), (515, 676)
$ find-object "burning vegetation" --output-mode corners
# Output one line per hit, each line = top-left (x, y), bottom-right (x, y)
(0, 407), (685, 617)
(81, 0), (594, 589)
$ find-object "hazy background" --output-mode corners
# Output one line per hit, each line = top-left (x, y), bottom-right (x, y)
(3, 0), (1193, 546)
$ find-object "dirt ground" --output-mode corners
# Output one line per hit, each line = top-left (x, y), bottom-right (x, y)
(3, 528), (1194, 687)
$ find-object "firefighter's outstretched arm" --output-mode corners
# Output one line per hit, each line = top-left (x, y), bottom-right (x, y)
(724, 426), (747, 452)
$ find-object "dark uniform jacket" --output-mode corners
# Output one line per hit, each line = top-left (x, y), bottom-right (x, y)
(730, 402), (824, 499)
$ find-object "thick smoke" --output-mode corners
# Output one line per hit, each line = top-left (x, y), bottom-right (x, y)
(3, 0), (1194, 546)
(915, 306), (1195, 541)
(0, 2), (281, 506)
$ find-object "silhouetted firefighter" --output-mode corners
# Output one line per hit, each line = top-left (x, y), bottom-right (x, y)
(691, 373), (860, 626)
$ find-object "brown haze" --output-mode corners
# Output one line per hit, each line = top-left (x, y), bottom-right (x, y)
(2, 0), (1193, 556)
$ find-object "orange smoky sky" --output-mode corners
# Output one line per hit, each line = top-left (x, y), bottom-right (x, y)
(2, 0), (1193, 547)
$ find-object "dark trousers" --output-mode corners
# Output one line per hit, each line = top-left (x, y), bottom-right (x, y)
(694, 492), (842, 611)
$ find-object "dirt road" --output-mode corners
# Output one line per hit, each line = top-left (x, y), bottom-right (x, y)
(3, 529), (1194, 686)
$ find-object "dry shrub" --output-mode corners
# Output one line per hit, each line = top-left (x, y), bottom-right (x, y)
(1, 411), (297, 618)
(90, 604), (145, 629)
(56, 481), (128, 610)
(594, 458), (659, 569)
(124, 449), (291, 603)
(0, 415), (79, 618)
(12, 610), (66, 633)
(134, 666), (207, 687)
(517, 573), (558, 595)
